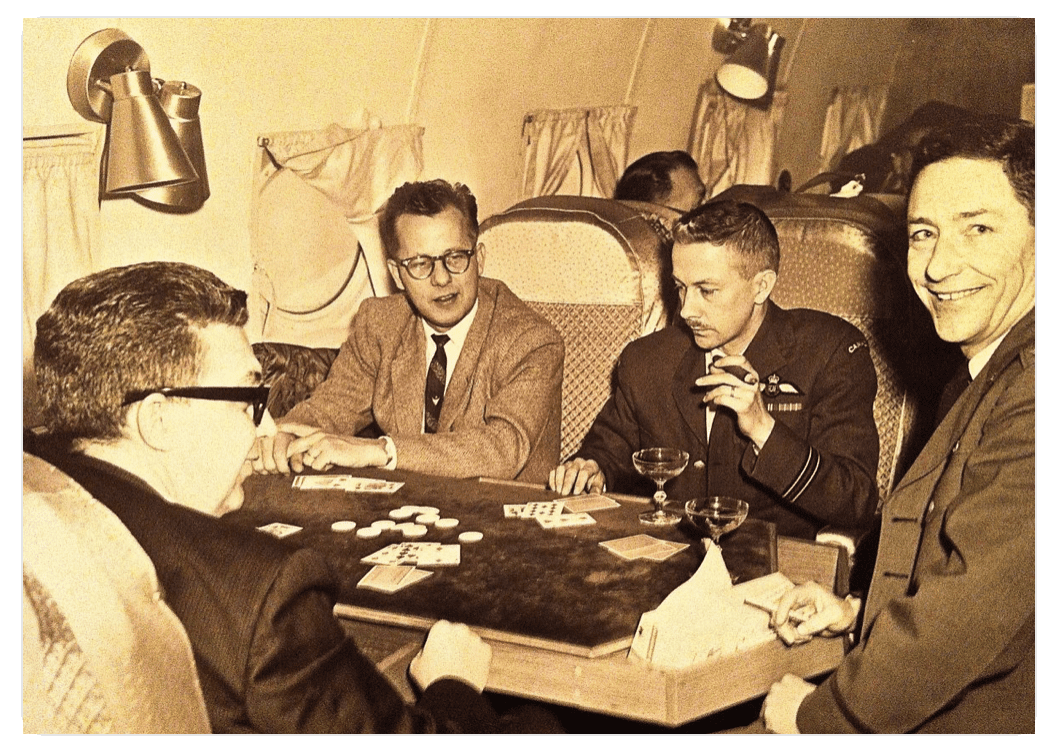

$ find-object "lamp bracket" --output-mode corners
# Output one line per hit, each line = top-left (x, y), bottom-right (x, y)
(67, 28), (150, 123)
(712, 18), (754, 54)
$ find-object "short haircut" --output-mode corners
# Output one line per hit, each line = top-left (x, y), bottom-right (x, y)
(911, 118), (1035, 224)
(614, 150), (704, 204)
(379, 179), (479, 260)
(34, 261), (249, 442)
(672, 200), (780, 277)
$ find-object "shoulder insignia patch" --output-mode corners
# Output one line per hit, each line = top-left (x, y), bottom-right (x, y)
(762, 373), (803, 398)
(848, 340), (869, 354)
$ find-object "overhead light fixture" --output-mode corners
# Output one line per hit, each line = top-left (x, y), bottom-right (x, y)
(712, 18), (784, 102)
(66, 28), (208, 210)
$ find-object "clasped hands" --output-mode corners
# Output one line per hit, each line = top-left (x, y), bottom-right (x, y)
(252, 422), (387, 474)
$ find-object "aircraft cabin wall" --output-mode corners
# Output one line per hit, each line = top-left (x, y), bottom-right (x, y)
(23, 17), (1034, 308)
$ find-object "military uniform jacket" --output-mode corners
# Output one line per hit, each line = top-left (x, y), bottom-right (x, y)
(284, 277), (564, 484)
(574, 302), (880, 538)
(797, 310), (1035, 733)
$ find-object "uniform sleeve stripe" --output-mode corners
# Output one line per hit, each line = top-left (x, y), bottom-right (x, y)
(783, 448), (821, 504)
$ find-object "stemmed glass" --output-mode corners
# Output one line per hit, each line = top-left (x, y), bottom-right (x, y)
(632, 447), (690, 526)
(685, 496), (749, 546)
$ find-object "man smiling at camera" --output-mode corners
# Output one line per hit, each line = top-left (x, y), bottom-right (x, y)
(762, 118), (1034, 734)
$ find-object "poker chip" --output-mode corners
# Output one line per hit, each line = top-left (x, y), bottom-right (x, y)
(458, 531), (483, 543)
(356, 526), (382, 539)
(389, 507), (416, 520)
(416, 513), (441, 525)
(415, 506), (440, 514)
(371, 519), (396, 530)
(399, 505), (423, 514)
(434, 517), (459, 529)
(393, 522), (415, 531)
(402, 524), (428, 538)
(330, 520), (357, 532)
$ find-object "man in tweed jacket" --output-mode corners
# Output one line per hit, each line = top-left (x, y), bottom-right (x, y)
(258, 180), (563, 484)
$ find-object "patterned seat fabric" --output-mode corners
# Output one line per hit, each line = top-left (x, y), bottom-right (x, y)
(711, 185), (957, 504)
(479, 196), (673, 460)
(253, 342), (340, 419)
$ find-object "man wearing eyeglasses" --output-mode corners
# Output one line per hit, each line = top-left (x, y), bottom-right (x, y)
(25, 261), (530, 733)
(256, 179), (564, 484)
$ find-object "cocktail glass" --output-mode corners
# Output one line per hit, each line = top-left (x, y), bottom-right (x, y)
(685, 496), (749, 546)
(632, 447), (690, 526)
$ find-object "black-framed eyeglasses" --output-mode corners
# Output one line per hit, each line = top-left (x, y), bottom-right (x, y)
(122, 386), (271, 426)
(395, 248), (476, 281)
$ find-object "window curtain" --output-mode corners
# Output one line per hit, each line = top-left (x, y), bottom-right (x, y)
(819, 85), (889, 173)
(23, 128), (103, 426)
(521, 105), (635, 199)
(689, 82), (788, 196)
(250, 117), (424, 347)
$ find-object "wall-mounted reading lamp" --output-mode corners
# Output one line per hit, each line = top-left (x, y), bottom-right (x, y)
(67, 28), (209, 210)
(712, 18), (784, 102)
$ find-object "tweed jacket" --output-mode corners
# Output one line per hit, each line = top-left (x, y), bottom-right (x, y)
(574, 302), (880, 538)
(797, 310), (1035, 733)
(26, 447), (503, 734)
(284, 277), (563, 484)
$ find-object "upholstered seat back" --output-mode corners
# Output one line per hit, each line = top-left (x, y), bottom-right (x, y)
(23, 454), (210, 734)
(480, 196), (673, 460)
(711, 187), (926, 501)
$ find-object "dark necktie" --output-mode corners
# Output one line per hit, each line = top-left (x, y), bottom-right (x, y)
(424, 334), (450, 434)
(934, 363), (971, 424)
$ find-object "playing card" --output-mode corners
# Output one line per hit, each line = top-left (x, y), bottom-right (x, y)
(256, 522), (303, 538)
(600, 534), (665, 559)
(536, 512), (595, 529)
(343, 477), (404, 493)
(557, 495), (621, 513)
(519, 501), (563, 519)
(600, 534), (688, 561)
(503, 503), (528, 518)
(357, 564), (433, 594)
(361, 542), (461, 567)
(293, 475), (350, 490)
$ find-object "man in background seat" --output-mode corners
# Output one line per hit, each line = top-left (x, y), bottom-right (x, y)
(550, 200), (880, 539)
(615, 150), (707, 214)
(762, 118), (1034, 733)
(257, 179), (563, 483)
(26, 261), (534, 733)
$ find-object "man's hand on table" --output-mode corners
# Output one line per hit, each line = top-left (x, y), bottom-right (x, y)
(762, 674), (816, 733)
(409, 620), (492, 694)
(771, 581), (859, 646)
(252, 422), (318, 474)
(285, 431), (389, 472)
(548, 458), (605, 495)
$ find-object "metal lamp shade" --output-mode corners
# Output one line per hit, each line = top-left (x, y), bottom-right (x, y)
(136, 81), (209, 209)
(105, 69), (198, 194)
(715, 28), (777, 100)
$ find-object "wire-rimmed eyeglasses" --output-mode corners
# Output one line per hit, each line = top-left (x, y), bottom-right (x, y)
(394, 248), (477, 281)
(122, 386), (271, 426)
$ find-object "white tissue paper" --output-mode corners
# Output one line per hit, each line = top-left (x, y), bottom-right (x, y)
(628, 540), (784, 669)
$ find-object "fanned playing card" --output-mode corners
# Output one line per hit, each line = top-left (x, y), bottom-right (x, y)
(361, 542), (461, 567)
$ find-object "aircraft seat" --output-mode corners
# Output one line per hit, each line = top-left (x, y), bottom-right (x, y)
(479, 196), (674, 462)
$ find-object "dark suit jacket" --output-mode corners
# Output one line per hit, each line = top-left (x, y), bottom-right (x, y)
(797, 310), (1035, 733)
(284, 277), (564, 484)
(25, 447), (502, 734)
(575, 303), (880, 538)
